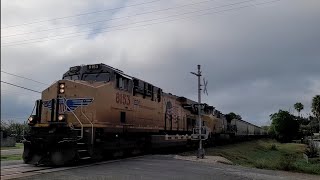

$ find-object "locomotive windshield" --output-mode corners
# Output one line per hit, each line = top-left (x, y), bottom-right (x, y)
(63, 74), (79, 80)
(82, 72), (110, 82)
(62, 64), (124, 82)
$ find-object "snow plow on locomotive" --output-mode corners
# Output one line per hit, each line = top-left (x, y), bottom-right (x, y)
(23, 63), (266, 166)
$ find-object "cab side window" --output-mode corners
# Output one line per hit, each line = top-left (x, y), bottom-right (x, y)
(118, 78), (127, 90)
(116, 74), (131, 92)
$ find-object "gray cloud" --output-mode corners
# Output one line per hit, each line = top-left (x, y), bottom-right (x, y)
(1, 0), (320, 125)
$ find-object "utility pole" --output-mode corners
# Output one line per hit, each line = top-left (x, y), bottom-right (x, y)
(191, 65), (205, 158)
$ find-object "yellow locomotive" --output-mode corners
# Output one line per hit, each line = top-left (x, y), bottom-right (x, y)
(24, 63), (265, 165)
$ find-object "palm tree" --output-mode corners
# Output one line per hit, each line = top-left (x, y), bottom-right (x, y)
(311, 95), (320, 133)
(294, 102), (304, 117)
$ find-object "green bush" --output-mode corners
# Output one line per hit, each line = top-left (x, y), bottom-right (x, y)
(278, 154), (296, 171)
(254, 159), (275, 169)
(294, 159), (320, 175)
(270, 144), (278, 151)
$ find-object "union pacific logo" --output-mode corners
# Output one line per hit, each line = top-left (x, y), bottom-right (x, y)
(43, 98), (93, 113)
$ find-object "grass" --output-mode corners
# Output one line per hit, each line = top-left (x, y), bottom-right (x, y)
(1, 143), (24, 161)
(180, 139), (320, 175)
(0, 154), (22, 161)
(0, 143), (24, 150)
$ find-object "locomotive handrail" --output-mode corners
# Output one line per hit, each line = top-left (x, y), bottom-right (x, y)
(81, 102), (94, 145)
(62, 98), (83, 140)
(23, 101), (37, 140)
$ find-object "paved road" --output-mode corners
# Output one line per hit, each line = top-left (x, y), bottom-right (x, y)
(1, 149), (23, 156)
(1, 160), (23, 167)
(14, 155), (319, 180)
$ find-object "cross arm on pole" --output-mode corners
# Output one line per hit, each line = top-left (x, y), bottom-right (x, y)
(190, 72), (199, 76)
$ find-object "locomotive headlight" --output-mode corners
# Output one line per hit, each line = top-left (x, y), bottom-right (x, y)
(27, 115), (37, 125)
(28, 116), (34, 121)
(58, 114), (66, 121)
(58, 83), (65, 94)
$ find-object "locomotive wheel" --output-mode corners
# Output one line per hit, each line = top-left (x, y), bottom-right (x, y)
(51, 148), (76, 166)
(131, 148), (142, 156)
(112, 150), (124, 158)
(22, 144), (32, 163)
(91, 147), (103, 160)
(131, 141), (144, 156)
(23, 142), (43, 165)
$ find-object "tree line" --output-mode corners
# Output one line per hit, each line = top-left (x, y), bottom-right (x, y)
(269, 95), (320, 142)
(0, 120), (29, 142)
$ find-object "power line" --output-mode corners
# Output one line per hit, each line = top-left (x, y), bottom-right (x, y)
(1, 89), (40, 97)
(1, 81), (42, 93)
(1, 0), (215, 38)
(1, 70), (49, 85)
(0, 113), (28, 117)
(1, 0), (162, 29)
(2, 0), (279, 47)
(2, 0), (254, 44)
(1, 117), (27, 119)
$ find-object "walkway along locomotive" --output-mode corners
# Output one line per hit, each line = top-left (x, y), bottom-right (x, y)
(23, 63), (266, 165)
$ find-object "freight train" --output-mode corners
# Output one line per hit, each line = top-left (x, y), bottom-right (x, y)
(23, 63), (266, 165)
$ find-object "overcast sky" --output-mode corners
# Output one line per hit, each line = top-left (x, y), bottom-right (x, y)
(1, 0), (320, 126)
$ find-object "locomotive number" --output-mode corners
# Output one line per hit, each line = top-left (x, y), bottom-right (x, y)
(116, 93), (130, 105)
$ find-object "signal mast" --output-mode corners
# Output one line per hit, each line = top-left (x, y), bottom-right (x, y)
(191, 65), (208, 158)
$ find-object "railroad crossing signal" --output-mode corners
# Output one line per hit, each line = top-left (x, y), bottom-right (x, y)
(190, 64), (207, 159)
(203, 78), (208, 96)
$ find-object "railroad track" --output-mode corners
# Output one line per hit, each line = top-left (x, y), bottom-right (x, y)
(1, 163), (53, 180)
(1, 156), (145, 180)
(1, 145), (190, 180)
